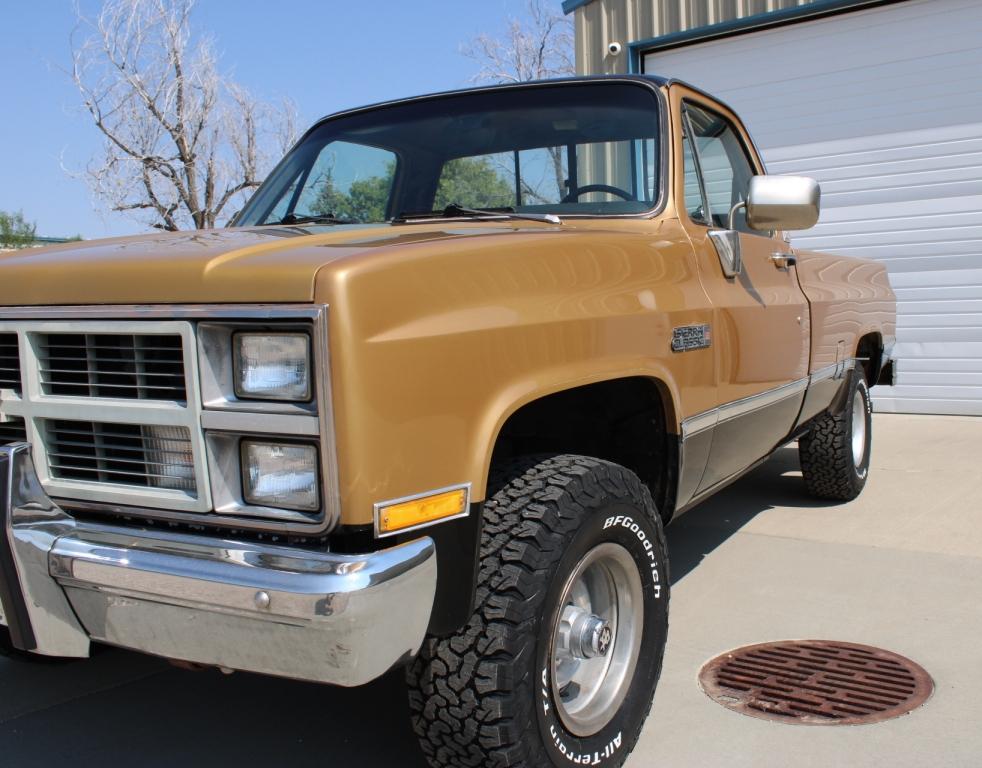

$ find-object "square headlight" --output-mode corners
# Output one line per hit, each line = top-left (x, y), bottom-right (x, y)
(242, 441), (320, 512)
(233, 333), (311, 401)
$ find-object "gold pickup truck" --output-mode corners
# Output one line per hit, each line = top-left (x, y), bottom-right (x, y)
(0, 76), (895, 767)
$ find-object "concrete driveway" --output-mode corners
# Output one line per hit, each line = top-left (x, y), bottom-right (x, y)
(1, 414), (979, 767)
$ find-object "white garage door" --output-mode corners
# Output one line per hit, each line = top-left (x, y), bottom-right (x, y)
(644, 0), (982, 415)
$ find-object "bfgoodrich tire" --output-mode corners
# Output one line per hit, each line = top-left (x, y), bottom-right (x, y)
(799, 368), (872, 501)
(407, 455), (670, 768)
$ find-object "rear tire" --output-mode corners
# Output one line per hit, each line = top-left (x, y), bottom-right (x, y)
(406, 454), (669, 768)
(799, 368), (872, 501)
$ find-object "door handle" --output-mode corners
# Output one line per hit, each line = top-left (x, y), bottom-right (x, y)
(770, 253), (797, 269)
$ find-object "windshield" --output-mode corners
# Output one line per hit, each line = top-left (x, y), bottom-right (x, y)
(235, 82), (662, 226)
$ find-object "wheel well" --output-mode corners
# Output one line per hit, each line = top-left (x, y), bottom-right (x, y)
(489, 377), (677, 521)
(856, 333), (883, 386)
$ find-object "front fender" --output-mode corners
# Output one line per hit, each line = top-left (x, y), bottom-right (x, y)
(314, 219), (713, 527)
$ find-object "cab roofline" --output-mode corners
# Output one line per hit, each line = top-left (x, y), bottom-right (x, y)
(307, 74), (673, 135)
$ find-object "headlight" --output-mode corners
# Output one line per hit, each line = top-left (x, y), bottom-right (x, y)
(242, 441), (320, 512)
(233, 333), (311, 401)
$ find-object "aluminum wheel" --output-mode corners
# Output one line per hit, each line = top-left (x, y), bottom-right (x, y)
(851, 388), (867, 467)
(550, 542), (644, 737)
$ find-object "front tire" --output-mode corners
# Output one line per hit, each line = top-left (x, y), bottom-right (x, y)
(799, 368), (872, 500)
(407, 455), (669, 768)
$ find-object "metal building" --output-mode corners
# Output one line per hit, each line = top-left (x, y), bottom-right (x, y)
(565, 0), (982, 416)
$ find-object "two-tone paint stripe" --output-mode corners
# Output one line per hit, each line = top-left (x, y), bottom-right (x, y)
(680, 358), (857, 440)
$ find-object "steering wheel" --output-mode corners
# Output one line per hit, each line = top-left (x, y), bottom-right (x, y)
(561, 184), (637, 203)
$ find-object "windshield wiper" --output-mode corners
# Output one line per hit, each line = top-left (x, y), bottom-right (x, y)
(394, 203), (561, 225)
(277, 213), (352, 226)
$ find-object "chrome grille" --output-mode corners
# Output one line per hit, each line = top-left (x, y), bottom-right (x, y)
(44, 420), (196, 493)
(0, 333), (19, 392)
(37, 333), (186, 401)
(0, 417), (27, 445)
(0, 309), (333, 530)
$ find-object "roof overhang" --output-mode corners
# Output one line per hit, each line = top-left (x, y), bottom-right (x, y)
(562, 0), (594, 12)
(565, 0), (902, 26)
(625, 0), (905, 73)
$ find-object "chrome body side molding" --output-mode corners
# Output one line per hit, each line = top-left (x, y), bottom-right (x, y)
(680, 409), (718, 440)
(0, 444), (437, 685)
(680, 375), (812, 442)
(675, 359), (858, 512)
(679, 358), (859, 444)
(809, 357), (856, 385)
(716, 377), (809, 425)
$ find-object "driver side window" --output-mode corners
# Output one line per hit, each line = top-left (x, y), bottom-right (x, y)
(682, 103), (758, 234)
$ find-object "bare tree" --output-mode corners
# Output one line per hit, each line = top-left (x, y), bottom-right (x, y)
(69, 0), (297, 231)
(462, 0), (575, 198)
(463, 0), (575, 84)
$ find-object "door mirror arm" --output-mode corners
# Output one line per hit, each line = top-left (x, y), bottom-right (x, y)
(728, 200), (746, 231)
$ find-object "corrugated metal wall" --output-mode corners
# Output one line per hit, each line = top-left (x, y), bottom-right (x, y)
(639, 0), (982, 415)
(573, 0), (813, 75)
(573, 0), (982, 415)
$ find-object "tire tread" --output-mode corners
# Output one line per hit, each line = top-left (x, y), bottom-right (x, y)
(799, 372), (870, 501)
(407, 454), (666, 768)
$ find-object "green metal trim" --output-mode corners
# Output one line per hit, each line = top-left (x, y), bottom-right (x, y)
(562, 0), (593, 13)
(631, 0), (904, 72)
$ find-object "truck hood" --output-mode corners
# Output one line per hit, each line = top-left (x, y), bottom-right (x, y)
(0, 223), (551, 306)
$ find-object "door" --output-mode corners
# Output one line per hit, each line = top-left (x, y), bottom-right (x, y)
(646, 0), (982, 416)
(675, 91), (810, 492)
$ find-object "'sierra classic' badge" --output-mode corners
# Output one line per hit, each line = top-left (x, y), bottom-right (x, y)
(671, 324), (712, 352)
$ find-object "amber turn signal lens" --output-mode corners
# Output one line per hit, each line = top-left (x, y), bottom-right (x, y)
(377, 488), (468, 535)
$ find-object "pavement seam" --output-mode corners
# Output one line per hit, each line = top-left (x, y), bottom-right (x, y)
(0, 666), (169, 726)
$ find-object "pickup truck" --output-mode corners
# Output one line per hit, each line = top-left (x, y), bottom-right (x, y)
(0, 75), (895, 767)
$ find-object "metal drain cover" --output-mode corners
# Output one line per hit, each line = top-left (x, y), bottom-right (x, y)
(699, 640), (933, 725)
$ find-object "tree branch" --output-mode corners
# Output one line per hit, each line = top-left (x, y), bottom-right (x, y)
(67, 0), (295, 231)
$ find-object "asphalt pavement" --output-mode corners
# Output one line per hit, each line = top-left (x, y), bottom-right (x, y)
(1, 414), (979, 767)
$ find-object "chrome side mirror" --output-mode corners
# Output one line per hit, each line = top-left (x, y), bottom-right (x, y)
(745, 175), (820, 231)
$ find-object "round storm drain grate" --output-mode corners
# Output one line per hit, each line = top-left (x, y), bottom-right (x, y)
(699, 640), (933, 725)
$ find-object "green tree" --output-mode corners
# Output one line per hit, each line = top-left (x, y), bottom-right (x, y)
(0, 211), (37, 248)
(434, 157), (514, 210)
(312, 170), (394, 223)
(310, 156), (515, 222)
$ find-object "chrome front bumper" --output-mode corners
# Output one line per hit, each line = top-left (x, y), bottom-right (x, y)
(0, 444), (437, 686)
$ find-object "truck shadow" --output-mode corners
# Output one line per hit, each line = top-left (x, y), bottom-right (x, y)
(666, 444), (834, 584)
(0, 445), (836, 767)
(0, 651), (427, 767)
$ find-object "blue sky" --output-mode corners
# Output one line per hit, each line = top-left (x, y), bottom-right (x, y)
(0, 0), (539, 239)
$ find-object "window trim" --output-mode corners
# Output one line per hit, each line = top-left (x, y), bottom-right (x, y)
(680, 99), (777, 240)
(681, 109), (711, 227)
